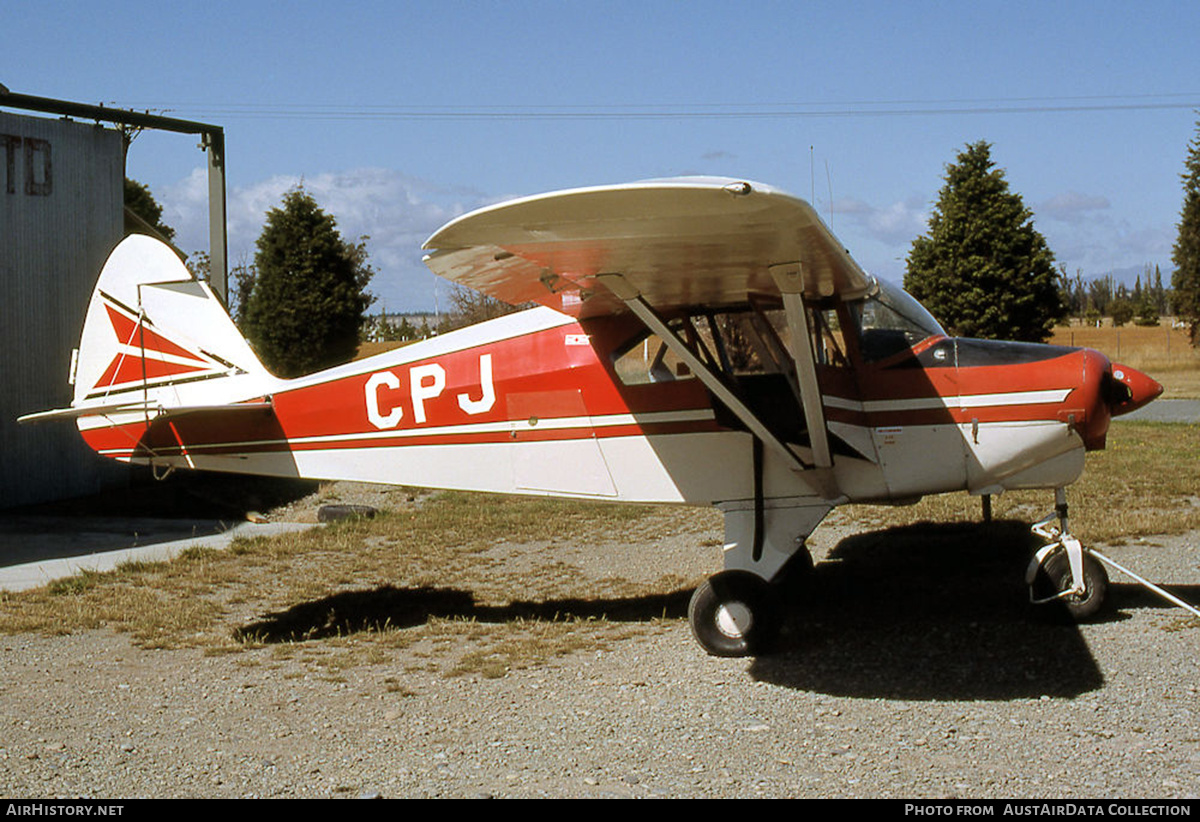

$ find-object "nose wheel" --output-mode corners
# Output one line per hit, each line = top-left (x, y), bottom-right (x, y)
(688, 570), (782, 657)
(1031, 545), (1110, 619)
(1027, 488), (1109, 620)
(1027, 491), (1200, 622)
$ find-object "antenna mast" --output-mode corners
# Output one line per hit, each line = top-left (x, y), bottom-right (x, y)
(825, 159), (834, 229)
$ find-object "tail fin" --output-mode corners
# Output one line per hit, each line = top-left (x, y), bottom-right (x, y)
(71, 235), (274, 412)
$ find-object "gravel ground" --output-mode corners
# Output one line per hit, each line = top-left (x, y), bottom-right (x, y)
(1, 482), (1198, 799)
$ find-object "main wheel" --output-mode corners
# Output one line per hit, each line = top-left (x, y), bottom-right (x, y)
(688, 570), (781, 657)
(1034, 549), (1109, 620)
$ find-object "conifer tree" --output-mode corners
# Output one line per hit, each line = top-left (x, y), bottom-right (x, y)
(905, 141), (1063, 342)
(1171, 119), (1200, 344)
(240, 188), (375, 377)
(124, 178), (176, 241)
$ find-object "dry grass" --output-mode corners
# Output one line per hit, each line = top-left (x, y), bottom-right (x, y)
(2, 422), (1196, 675)
(354, 340), (409, 360)
(829, 422), (1200, 545)
(0, 492), (691, 676)
(1050, 321), (1200, 398)
(1140, 365), (1200, 400)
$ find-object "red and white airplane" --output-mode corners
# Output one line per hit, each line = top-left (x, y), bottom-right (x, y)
(22, 178), (1162, 656)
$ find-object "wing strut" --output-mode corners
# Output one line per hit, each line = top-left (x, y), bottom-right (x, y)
(597, 273), (815, 477)
(770, 264), (834, 469)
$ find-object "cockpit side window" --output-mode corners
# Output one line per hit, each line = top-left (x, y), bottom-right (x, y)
(610, 305), (799, 388)
(809, 305), (850, 367)
(612, 327), (696, 385)
(851, 280), (946, 363)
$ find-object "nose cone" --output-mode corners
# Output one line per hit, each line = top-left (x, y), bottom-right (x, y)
(1106, 362), (1164, 417)
(1075, 352), (1162, 450)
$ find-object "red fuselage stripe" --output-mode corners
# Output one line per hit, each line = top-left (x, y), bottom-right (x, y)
(80, 317), (1100, 459)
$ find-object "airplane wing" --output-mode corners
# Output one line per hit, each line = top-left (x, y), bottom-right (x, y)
(422, 177), (871, 317)
(425, 177), (872, 478)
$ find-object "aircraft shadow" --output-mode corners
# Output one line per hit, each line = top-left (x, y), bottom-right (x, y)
(11, 469), (319, 521)
(234, 585), (695, 644)
(236, 519), (1186, 700)
(751, 520), (1108, 700)
(0, 472), (319, 566)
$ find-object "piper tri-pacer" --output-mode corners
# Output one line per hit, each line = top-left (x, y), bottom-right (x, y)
(22, 178), (1163, 656)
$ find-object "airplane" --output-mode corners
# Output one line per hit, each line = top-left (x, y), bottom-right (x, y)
(20, 177), (1164, 657)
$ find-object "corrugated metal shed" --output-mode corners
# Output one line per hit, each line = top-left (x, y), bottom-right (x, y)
(1, 111), (128, 508)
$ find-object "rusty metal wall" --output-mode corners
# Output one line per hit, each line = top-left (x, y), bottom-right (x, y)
(1, 111), (128, 508)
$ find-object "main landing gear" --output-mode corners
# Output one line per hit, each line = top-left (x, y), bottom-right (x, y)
(687, 546), (815, 657)
(689, 487), (1200, 657)
(688, 488), (1116, 657)
(687, 500), (827, 657)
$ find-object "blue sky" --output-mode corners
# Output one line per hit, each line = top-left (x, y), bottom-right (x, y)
(5, 1), (1200, 311)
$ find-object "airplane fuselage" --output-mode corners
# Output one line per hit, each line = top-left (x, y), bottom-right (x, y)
(80, 302), (1128, 514)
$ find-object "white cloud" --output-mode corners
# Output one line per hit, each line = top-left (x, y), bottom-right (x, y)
(161, 168), (494, 311)
(1025, 191), (1172, 276)
(831, 196), (929, 245)
(1041, 216), (1173, 278)
(1039, 191), (1111, 224)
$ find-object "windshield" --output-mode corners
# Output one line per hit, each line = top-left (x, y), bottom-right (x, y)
(852, 279), (946, 362)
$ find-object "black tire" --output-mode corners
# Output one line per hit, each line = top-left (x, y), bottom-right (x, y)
(688, 570), (781, 657)
(1034, 549), (1109, 620)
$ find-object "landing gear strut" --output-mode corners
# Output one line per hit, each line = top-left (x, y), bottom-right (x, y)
(1026, 488), (1108, 619)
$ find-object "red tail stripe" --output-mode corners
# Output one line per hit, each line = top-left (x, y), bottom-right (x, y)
(104, 304), (206, 363)
(94, 352), (208, 390)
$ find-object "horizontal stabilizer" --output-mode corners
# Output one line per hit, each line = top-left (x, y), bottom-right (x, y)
(19, 401), (274, 424)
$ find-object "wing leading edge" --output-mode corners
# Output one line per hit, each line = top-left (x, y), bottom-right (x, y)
(422, 177), (872, 317)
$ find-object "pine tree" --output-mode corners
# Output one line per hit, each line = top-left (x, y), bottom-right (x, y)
(905, 141), (1063, 342)
(1171, 119), (1200, 344)
(1110, 297), (1133, 327)
(240, 188), (375, 377)
(1135, 290), (1160, 326)
(124, 178), (176, 241)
